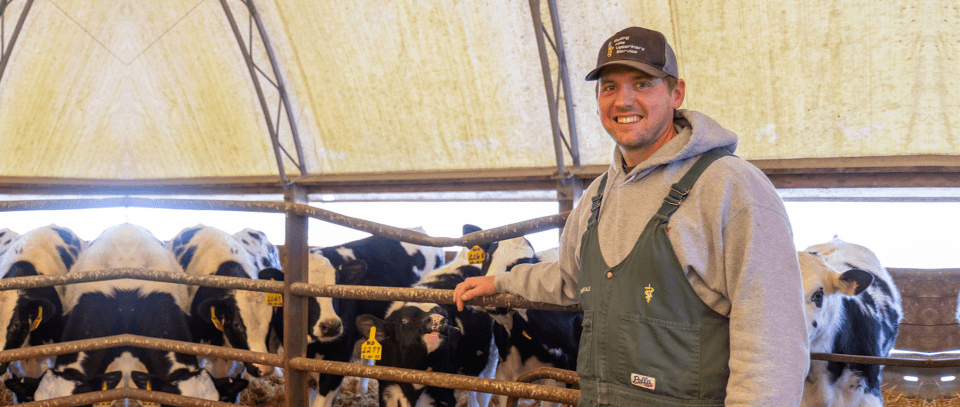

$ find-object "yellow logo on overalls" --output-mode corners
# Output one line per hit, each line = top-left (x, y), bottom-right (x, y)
(644, 284), (654, 303)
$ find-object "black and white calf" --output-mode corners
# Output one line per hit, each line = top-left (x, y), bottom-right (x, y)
(355, 226), (540, 407)
(167, 224), (284, 400)
(484, 248), (581, 407)
(799, 237), (903, 407)
(0, 225), (83, 403)
(34, 223), (218, 402)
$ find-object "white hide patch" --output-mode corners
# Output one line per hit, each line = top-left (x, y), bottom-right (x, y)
(64, 224), (189, 314)
(308, 250), (342, 341)
(335, 247), (356, 261)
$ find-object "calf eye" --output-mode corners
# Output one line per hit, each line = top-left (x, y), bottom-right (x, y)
(812, 288), (824, 308)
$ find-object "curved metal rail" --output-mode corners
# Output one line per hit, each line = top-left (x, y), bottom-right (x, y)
(0, 197), (569, 247)
(506, 367), (580, 407)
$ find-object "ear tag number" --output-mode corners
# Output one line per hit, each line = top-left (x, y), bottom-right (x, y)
(29, 306), (42, 331)
(266, 279), (283, 307)
(93, 381), (111, 406)
(468, 246), (486, 265)
(210, 306), (224, 331)
(360, 326), (382, 360)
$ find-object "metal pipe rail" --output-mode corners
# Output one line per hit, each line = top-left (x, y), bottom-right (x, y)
(1, 334), (579, 406)
(15, 388), (241, 407)
(288, 357), (581, 406)
(0, 197), (569, 247)
(0, 268), (582, 313)
(506, 367), (580, 407)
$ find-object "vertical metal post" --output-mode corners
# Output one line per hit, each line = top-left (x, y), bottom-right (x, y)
(545, 0), (579, 168)
(283, 185), (309, 407)
(0, 0), (34, 86)
(528, 0), (567, 179)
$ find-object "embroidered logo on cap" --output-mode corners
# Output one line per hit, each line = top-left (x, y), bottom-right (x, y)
(631, 373), (656, 390)
(607, 42), (614, 57)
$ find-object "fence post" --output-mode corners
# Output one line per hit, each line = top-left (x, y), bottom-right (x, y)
(284, 185), (310, 406)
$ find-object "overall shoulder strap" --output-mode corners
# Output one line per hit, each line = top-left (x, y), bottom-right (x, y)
(657, 147), (732, 218)
(587, 172), (609, 227)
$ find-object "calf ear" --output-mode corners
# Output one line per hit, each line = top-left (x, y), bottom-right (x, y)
(212, 376), (249, 400)
(4, 376), (41, 401)
(838, 269), (874, 296)
(25, 298), (56, 331)
(338, 260), (368, 285)
(258, 267), (284, 281)
(197, 298), (231, 331)
(100, 370), (124, 390)
(355, 314), (387, 342)
(130, 371), (153, 390)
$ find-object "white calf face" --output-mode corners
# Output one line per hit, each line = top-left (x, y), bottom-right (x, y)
(797, 251), (873, 345)
(308, 250), (343, 341)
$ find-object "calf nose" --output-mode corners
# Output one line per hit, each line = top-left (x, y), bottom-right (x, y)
(257, 364), (275, 377)
(425, 313), (448, 333)
(321, 320), (342, 337)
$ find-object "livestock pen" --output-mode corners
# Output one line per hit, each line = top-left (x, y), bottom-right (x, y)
(0, 196), (957, 406)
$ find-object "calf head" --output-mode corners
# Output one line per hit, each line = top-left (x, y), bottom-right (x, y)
(797, 251), (874, 343)
(356, 304), (458, 369)
(461, 224), (538, 277)
(233, 228), (282, 270)
(0, 226), (82, 355)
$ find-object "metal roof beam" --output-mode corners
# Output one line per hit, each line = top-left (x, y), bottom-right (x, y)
(220, 0), (307, 185)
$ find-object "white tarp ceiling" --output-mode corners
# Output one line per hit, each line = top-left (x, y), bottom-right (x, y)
(0, 0), (955, 180)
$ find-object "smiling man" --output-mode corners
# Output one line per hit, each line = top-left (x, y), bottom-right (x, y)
(455, 26), (809, 406)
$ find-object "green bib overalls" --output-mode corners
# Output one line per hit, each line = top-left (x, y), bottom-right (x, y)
(577, 148), (731, 406)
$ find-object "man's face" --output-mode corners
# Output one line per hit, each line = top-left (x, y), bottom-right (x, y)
(597, 65), (685, 155)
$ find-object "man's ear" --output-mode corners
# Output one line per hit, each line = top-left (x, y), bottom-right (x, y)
(671, 78), (686, 109)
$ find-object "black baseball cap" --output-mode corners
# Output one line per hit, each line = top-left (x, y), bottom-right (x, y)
(585, 26), (678, 81)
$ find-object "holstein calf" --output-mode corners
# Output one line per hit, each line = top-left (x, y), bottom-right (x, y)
(167, 224), (284, 401)
(485, 248), (582, 407)
(356, 225), (540, 407)
(34, 223), (218, 402)
(309, 229), (444, 406)
(0, 225), (83, 403)
(799, 237), (903, 407)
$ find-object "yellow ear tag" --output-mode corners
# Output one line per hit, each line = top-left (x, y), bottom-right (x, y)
(265, 279), (283, 307)
(360, 326), (382, 360)
(93, 381), (111, 406)
(140, 381), (159, 406)
(29, 306), (42, 331)
(210, 306), (224, 331)
(468, 246), (486, 265)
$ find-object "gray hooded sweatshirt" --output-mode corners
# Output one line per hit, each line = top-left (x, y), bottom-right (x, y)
(495, 109), (809, 406)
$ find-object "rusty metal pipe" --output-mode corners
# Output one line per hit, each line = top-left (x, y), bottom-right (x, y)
(0, 334), (283, 367)
(506, 367), (580, 407)
(15, 387), (241, 407)
(290, 283), (583, 312)
(810, 352), (960, 369)
(0, 267), (285, 293)
(288, 357), (581, 405)
(0, 197), (568, 247)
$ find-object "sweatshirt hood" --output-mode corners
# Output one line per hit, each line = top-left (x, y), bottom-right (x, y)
(612, 109), (739, 176)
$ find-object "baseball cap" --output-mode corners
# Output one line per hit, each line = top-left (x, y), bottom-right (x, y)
(584, 26), (678, 81)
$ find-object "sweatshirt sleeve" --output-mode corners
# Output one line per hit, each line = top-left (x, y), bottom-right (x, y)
(492, 177), (600, 306)
(670, 160), (808, 406)
(720, 202), (809, 406)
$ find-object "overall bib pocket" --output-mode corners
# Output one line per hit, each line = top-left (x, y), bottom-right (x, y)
(618, 313), (701, 399)
(576, 310), (596, 380)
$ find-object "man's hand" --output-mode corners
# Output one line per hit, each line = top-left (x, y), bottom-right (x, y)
(453, 275), (497, 311)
